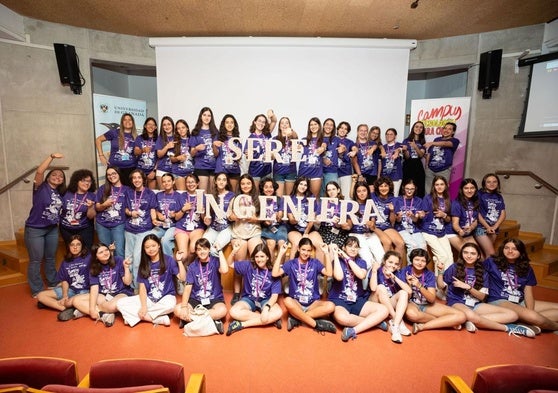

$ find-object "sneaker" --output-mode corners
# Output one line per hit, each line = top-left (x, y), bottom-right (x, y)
(314, 319), (337, 334)
(230, 293), (241, 306)
(399, 321), (412, 336)
(465, 321), (477, 333)
(341, 327), (357, 342)
(391, 324), (403, 343)
(152, 315), (170, 327)
(178, 319), (187, 329)
(287, 316), (301, 332)
(506, 323), (535, 338)
(378, 321), (389, 332)
(58, 307), (77, 322)
(273, 319), (282, 330)
(413, 323), (422, 334)
(214, 320), (224, 335)
(73, 309), (85, 319)
(100, 313), (115, 327)
(523, 324), (541, 335)
(226, 320), (243, 336)
(37, 301), (47, 309)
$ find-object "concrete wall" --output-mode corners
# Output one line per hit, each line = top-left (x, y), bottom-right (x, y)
(0, 19), (155, 241)
(1, 19), (556, 243)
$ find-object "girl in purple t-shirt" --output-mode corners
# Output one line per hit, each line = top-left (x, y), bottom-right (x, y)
(133, 117), (158, 189)
(298, 117), (327, 199)
(475, 173), (507, 257)
(203, 173), (235, 256)
(450, 178), (479, 252)
(245, 111), (277, 190)
(72, 242), (133, 327)
(155, 116), (176, 187)
(24, 153), (66, 297)
(273, 116), (299, 197)
(402, 121), (427, 197)
(175, 173), (206, 264)
(213, 114), (242, 192)
(273, 238), (336, 333)
(117, 234), (186, 327)
(170, 119), (194, 190)
(190, 107), (219, 193)
(379, 128), (404, 196)
(95, 113), (137, 187)
(226, 242), (283, 335)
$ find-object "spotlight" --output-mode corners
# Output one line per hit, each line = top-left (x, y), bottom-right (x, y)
(411, 0), (419, 8)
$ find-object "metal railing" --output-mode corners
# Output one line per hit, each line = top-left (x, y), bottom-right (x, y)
(0, 166), (70, 195)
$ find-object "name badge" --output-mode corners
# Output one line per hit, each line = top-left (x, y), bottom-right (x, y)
(347, 293), (357, 302)
(508, 295), (520, 303)
(331, 227), (340, 235)
(200, 297), (210, 306)
(299, 295), (309, 304)
(465, 297), (476, 307)
(105, 294), (113, 301)
(255, 301), (262, 309)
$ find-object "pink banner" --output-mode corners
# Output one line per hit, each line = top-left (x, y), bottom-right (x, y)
(410, 97), (470, 199)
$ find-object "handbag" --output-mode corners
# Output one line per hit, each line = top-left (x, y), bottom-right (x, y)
(183, 304), (219, 337)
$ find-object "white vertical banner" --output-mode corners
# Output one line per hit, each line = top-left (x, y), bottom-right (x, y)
(410, 97), (471, 199)
(92, 94), (147, 182)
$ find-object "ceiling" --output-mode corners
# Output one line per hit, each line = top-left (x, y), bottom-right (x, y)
(1, 0), (557, 41)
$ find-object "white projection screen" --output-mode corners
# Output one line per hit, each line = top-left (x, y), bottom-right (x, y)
(150, 37), (416, 141)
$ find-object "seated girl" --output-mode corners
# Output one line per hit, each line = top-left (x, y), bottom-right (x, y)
(259, 177), (288, 259)
(394, 179), (427, 261)
(117, 234), (186, 327)
(37, 235), (91, 321)
(318, 181), (352, 249)
(73, 242), (134, 327)
(436, 242), (535, 337)
(475, 173), (507, 257)
(449, 178), (480, 252)
(202, 173), (235, 257)
(329, 237), (389, 342)
(226, 242), (283, 335)
(174, 238), (228, 334)
(273, 238), (336, 334)
(400, 248), (466, 333)
(370, 251), (412, 343)
(152, 173), (183, 257)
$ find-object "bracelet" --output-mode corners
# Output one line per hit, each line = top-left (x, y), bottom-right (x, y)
(417, 284), (423, 289)
(50, 154), (55, 159)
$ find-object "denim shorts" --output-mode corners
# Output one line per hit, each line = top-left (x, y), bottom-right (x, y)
(330, 296), (368, 315)
(239, 296), (271, 312)
(261, 224), (288, 242)
(53, 286), (89, 300)
(274, 172), (297, 183)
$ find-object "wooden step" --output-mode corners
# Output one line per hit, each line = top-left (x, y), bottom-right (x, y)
(0, 243), (28, 287)
(496, 220), (520, 240)
(528, 246), (558, 290)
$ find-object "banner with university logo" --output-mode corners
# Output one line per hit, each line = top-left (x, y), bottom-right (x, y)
(410, 97), (471, 199)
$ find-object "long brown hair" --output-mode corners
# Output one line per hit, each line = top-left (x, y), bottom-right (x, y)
(118, 113), (137, 150)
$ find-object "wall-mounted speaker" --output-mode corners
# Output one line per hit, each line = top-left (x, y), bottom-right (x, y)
(478, 48), (502, 99)
(53, 43), (82, 94)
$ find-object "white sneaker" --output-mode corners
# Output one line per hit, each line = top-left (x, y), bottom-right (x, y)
(100, 313), (115, 327)
(399, 321), (412, 336)
(153, 315), (170, 327)
(391, 324), (402, 343)
(73, 309), (85, 319)
(465, 321), (477, 333)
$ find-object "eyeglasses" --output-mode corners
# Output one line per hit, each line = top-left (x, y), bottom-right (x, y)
(80, 179), (92, 183)
(106, 172), (118, 177)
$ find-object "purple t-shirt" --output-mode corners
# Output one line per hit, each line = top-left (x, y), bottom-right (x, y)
(478, 190), (506, 227)
(134, 136), (157, 174)
(95, 184), (129, 228)
(287, 196), (319, 233)
(245, 133), (272, 178)
(137, 256), (180, 302)
(351, 202), (373, 235)
(443, 264), (489, 307)
(155, 190), (184, 228)
(103, 128), (137, 169)
(186, 256), (224, 302)
(25, 182), (63, 228)
(56, 254), (91, 292)
(451, 199), (478, 236)
(420, 195), (451, 237)
(124, 187), (156, 234)
(154, 135), (174, 174)
(322, 136), (340, 174)
(402, 140), (425, 159)
(427, 137), (459, 172)
(89, 255), (133, 296)
(171, 137), (195, 177)
(234, 261), (281, 301)
(328, 256), (368, 302)
(381, 142), (403, 181)
(273, 138), (297, 176)
(190, 129), (216, 170)
(215, 137), (242, 175)
(397, 265), (435, 305)
(484, 258), (537, 303)
(298, 137), (323, 179)
(337, 137), (356, 177)
(60, 191), (96, 230)
(376, 268), (404, 297)
(372, 194), (395, 230)
(394, 196), (424, 232)
(175, 192), (206, 232)
(356, 141), (379, 177)
(209, 191), (235, 232)
(282, 258), (324, 306)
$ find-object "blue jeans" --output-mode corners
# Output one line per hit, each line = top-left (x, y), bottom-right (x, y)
(24, 225), (59, 296)
(125, 230), (154, 288)
(151, 226), (176, 257)
(96, 222), (125, 258)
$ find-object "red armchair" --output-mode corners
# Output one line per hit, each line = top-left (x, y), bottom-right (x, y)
(0, 357), (78, 390)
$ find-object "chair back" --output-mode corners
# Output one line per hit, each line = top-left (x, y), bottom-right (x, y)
(0, 357), (78, 389)
(472, 364), (558, 393)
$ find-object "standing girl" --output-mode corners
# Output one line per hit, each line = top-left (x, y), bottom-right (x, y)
(213, 114), (242, 192)
(353, 124), (380, 193)
(170, 119), (195, 190)
(336, 121), (357, 199)
(401, 248), (466, 333)
(190, 107), (219, 193)
(272, 116), (298, 197)
(273, 239), (337, 333)
(450, 178), (479, 252)
(321, 118), (340, 196)
(59, 169), (96, 250)
(117, 234), (186, 327)
(394, 179), (427, 261)
(370, 251), (412, 343)
(155, 116), (176, 188)
(24, 153), (66, 297)
(402, 121), (427, 197)
(436, 242), (535, 336)
(72, 242), (133, 327)
(133, 117), (158, 190)
(330, 237), (389, 342)
(259, 177), (288, 259)
(424, 122), (460, 193)
(475, 173), (507, 257)
(226, 242), (283, 335)
(298, 117), (326, 199)
(95, 166), (129, 258)
(96, 113), (137, 187)
(379, 128), (404, 196)
(245, 110), (277, 190)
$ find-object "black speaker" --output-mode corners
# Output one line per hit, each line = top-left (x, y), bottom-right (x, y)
(478, 49), (502, 99)
(53, 43), (82, 94)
